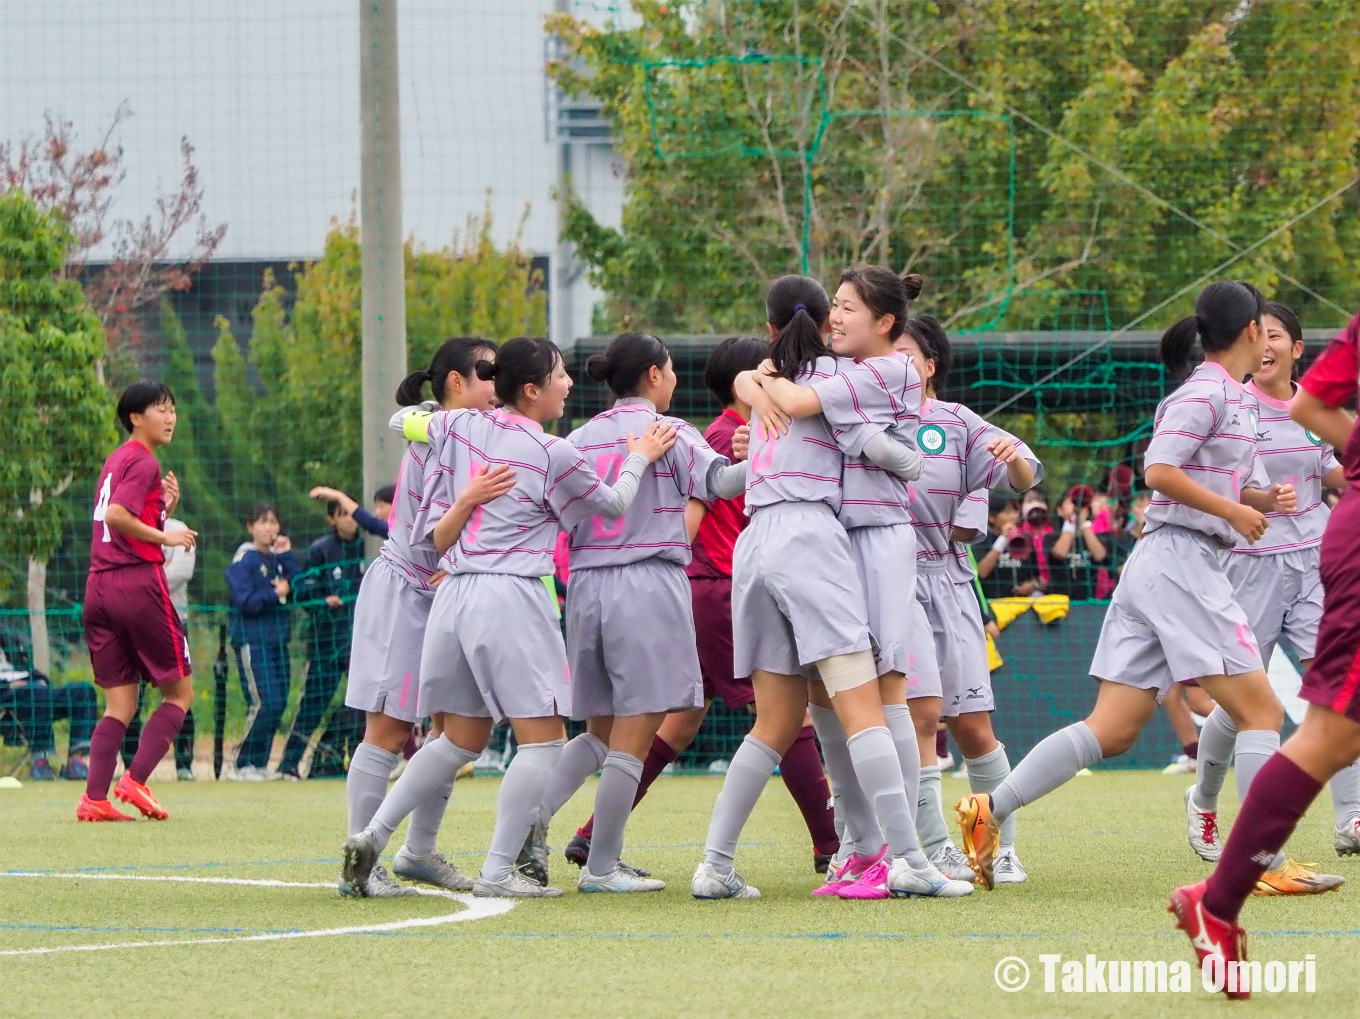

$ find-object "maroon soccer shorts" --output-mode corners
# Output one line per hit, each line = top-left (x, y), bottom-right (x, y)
(690, 576), (755, 709)
(82, 562), (192, 689)
(1299, 486), (1360, 723)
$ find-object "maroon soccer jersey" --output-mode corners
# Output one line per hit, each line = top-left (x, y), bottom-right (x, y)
(90, 440), (166, 571)
(687, 409), (747, 579)
(1299, 309), (1360, 484)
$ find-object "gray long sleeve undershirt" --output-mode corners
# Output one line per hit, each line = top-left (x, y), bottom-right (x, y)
(862, 431), (924, 482)
(707, 461), (749, 500)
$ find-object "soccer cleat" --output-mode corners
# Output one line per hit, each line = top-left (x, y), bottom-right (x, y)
(1161, 754), (1196, 775)
(955, 793), (1000, 890)
(61, 755), (89, 781)
(1252, 858), (1345, 896)
(366, 864), (421, 898)
(691, 860), (760, 899)
(473, 871), (564, 898)
(340, 830), (380, 897)
(29, 757), (56, 781)
(578, 865), (666, 893)
(564, 831), (590, 868)
(836, 857), (891, 899)
(230, 765), (268, 782)
(1184, 786), (1220, 862)
(1335, 817), (1360, 856)
(113, 773), (168, 819)
(993, 847), (1028, 884)
(516, 819), (550, 886)
(813, 846), (887, 898)
(887, 857), (974, 898)
(813, 851), (833, 874)
(1168, 881), (1250, 999)
(929, 842), (977, 883)
(76, 793), (133, 822)
(175, 766), (195, 782)
(392, 846), (475, 892)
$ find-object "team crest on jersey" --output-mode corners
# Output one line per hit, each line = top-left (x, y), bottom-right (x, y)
(1305, 429), (1324, 446)
(917, 424), (946, 454)
(1244, 407), (1259, 438)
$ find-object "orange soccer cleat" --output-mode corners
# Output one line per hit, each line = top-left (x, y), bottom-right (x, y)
(77, 793), (134, 822)
(955, 793), (1000, 890)
(1252, 858), (1345, 896)
(1169, 881), (1250, 1000)
(113, 773), (169, 820)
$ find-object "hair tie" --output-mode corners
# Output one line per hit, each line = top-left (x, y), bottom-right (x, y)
(794, 303), (807, 312)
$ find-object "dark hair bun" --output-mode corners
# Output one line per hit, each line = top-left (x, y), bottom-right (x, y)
(901, 272), (924, 301)
(585, 353), (612, 382)
(474, 360), (499, 381)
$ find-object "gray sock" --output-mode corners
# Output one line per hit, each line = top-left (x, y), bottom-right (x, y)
(809, 705), (884, 857)
(990, 721), (1102, 822)
(1234, 728), (1280, 804)
(916, 765), (951, 855)
(347, 743), (398, 837)
(585, 751), (644, 877)
(847, 726), (927, 867)
(882, 704), (921, 827)
(704, 735), (779, 873)
(1194, 705), (1238, 812)
(1331, 759), (1360, 825)
(482, 739), (564, 882)
(403, 770), (456, 857)
(538, 732), (607, 826)
(367, 735), (477, 853)
(967, 743), (1017, 850)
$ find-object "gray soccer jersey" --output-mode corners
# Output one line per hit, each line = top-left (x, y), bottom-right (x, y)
(375, 403), (445, 590)
(810, 353), (923, 530)
(414, 407), (636, 577)
(565, 397), (733, 569)
(745, 356), (852, 515)
(1143, 362), (1270, 548)
(908, 400), (1043, 572)
(1227, 379), (1339, 556)
(946, 488), (990, 584)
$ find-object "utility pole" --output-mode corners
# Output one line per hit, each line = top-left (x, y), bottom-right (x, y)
(359, 0), (405, 552)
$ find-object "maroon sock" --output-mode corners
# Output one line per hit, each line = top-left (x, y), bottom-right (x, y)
(1202, 753), (1323, 923)
(935, 729), (948, 758)
(402, 731), (419, 760)
(85, 716), (128, 800)
(577, 735), (677, 840)
(128, 703), (187, 784)
(1183, 741), (1199, 761)
(781, 725), (840, 856)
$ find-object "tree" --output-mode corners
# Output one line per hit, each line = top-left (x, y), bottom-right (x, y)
(0, 190), (116, 673)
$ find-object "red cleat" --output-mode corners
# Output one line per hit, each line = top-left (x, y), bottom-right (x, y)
(1169, 881), (1250, 999)
(113, 773), (169, 820)
(77, 793), (134, 822)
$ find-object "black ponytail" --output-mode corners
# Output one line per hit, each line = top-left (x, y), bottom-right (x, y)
(477, 336), (561, 408)
(766, 275), (831, 380)
(395, 336), (499, 406)
(584, 332), (670, 397)
(837, 265), (924, 340)
(903, 314), (953, 391)
(1159, 280), (1264, 380)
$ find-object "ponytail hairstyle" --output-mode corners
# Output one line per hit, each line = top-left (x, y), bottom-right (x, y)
(584, 332), (670, 397)
(395, 337), (498, 406)
(1261, 300), (1304, 378)
(837, 265), (924, 340)
(903, 314), (953, 392)
(474, 336), (561, 409)
(1159, 280), (1265, 380)
(766, 275), (831, 380)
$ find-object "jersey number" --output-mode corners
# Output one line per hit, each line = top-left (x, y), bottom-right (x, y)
(93, 475), (113, 542)
(590, 453), (627, 539)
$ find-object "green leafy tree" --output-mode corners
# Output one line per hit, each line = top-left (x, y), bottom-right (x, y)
(0, 190), (116, 672)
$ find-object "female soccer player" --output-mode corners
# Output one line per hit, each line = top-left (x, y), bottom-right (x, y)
(691, 274), (943, 900)
(1171, 305), (1360, 998)
(78, 381), (197, 821)
(342, 336), (676, 899)
(1183, 300), (1352, 892)
(738, 266), (970, 899)
(959, 280), (1293, 890)
(336, 338), (516, 897)
(530, 331), (748, 893)
(891, 315), (1041, 886)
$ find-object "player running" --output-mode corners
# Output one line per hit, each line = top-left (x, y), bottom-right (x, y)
(958, 280), (1292, 889)
(1184, 301), (1349, 894)
(1171, 304), (1360, 998)
(78, 382), (197, 822)
(342, 337), (676, 899)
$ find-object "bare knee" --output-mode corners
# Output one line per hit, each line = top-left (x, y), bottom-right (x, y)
(1086, 716), (1136, 758)
(363, 713), (414, 755)
(947, 712), (998, 759)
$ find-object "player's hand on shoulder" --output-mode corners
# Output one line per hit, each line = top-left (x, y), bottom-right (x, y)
(1229, 503), (1268, 544)
(627, 420), (678, 463)
(462, 463), (517, 505)
(731, 424), (750, 462)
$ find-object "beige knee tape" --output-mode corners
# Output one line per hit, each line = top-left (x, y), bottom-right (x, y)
(815, 649), (878, 695)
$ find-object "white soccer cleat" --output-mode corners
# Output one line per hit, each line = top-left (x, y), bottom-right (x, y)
(690, 861), (760, 899)
(929, 842), (977, 883)
(578, 865), (666, 893)
(887, 857), (973, 898)
(472, 871), (564, 898)
(1335, 817), (1360, 857)
(231, 765), (268, 782)
(992, 847), (1028, 884)
(1185, 785), (1221, 862)
(366, 865), (421, 898)
(1162, 754), (1196, 775)
(392, 846), (475, 891)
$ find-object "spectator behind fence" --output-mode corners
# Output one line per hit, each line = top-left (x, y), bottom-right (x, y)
(225, 503), (301, 780)
(0, 644), (96, 781)
(1044, 485), (1110, 600)
(120, 516), (198, 780)
(278, 500), (366, 779)
(1017, 488), (1054, 587)
(309, 485), (392, 539)
(972, 492), (1041, 600)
